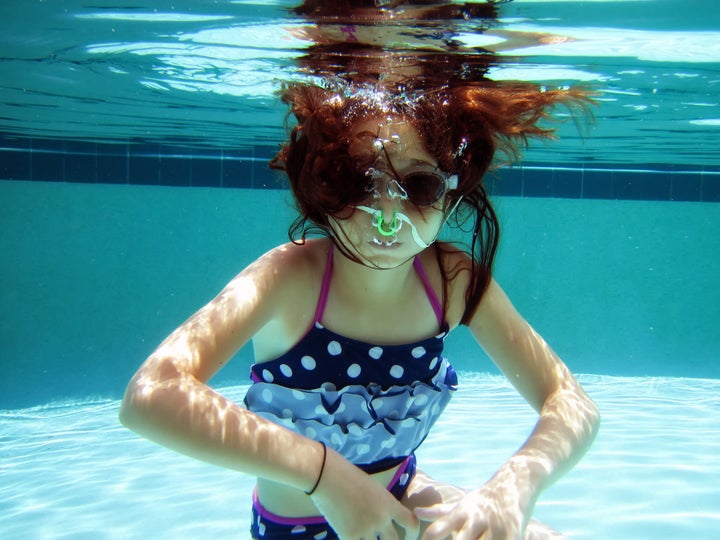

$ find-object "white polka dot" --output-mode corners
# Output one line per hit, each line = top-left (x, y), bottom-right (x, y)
(414, 394), (429, 406)
(411, 346), (426, 358)
(292, 389), (306, 401)
(373, 398), (384, 410)
(301, 355), (316, 370)
(262, 369), (274, 383)
(315, 404), (327, 415)
(321, 382), (337, 392)
(429, 357), (438, 370)
(281, 408), (293, 418)
(381, 438), (396, 449)
(368, 346), (383, 359)
(314, 322), (324, 329)
(327, 340), (342, 356)
(336, 402), (346, 414)
(347, 363), (361, 378)
(314, 532), (328, 540)
(291, 525), (307, 534)
(348, 424), (363, 436)
(280, 364), (293, 377)
(305, 427), (317, 438)
(259, 523), (266, 535)
(331, 432), (343, 447)
(399, 472), (410, 486)
(435, 331), (446, 340)
(356, 443), (370, 456)
(389, 365), (405, 379)
(261, 389), (273, 403)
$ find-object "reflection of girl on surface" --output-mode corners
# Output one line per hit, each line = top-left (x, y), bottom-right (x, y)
(120, 79), (600, 539)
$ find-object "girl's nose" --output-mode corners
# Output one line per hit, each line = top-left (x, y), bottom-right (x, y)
(375, 178), (406, 222)
(376, 194), (396, 226)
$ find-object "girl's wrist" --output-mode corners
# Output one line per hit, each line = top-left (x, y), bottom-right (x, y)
(491, 458), (541, 514)
(305, 441), (327, 496)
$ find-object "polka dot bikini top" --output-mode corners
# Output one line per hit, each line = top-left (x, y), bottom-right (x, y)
(244, 245), (458, 471)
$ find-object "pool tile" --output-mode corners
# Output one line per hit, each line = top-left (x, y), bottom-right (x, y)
(97, 151), (128, 184)
(670, 172), (702, 201)
(191, 155), (222, 188)
(32, 151), (65, 182)
(159, 154), (191, 187)
(613, 169), (670, 201)
(523, 169), (552, 198)
(65, 152), (97, 183)
(493, 167), (522, 196)
(0, 150), (31, 180)
(582, 169), (613, 199)
(222, 156), (254, 188)
(552, 169), (582, 199)
(702, 173), (720, 202)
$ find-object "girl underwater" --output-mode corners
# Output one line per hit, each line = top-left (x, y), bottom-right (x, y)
(120, 80), (600, 539)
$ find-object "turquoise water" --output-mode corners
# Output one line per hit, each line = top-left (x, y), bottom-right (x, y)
(3, 374), (719, 539)
(2, 0), (720, 537)
(2, 179), (719, 537)
(2, 181), (718, 409)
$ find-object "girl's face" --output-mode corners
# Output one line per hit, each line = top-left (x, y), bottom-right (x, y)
(329, 116), (451, 269)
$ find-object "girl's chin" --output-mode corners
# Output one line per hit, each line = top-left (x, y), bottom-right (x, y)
(350, 240), (421, 268)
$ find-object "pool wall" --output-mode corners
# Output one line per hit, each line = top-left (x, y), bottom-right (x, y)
(2, 161), (718, 408)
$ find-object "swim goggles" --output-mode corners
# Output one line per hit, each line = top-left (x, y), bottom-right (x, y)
(353, 166), (460, 249)
(363, 165), (458, 207)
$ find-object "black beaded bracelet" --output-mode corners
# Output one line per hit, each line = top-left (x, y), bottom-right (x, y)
(305, 442), (327, 496)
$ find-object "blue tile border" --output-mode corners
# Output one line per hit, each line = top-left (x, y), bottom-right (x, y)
(0, 135), (282, 190)
(1, 135), (719, 202)
(490, 164), (720, 203)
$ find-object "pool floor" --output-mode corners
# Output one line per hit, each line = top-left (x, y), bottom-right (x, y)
(2, 373), (719, 539)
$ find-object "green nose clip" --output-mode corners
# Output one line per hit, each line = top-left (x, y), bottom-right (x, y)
(376, 212), (400, 236)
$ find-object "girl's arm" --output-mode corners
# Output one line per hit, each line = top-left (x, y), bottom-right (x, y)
(119, 243), (419, 538)
(420, 277), (600, 539)
(119, 245), (326, 491)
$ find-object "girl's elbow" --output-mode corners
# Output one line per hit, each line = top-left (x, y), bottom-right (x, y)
(118, 384), (143, 431)
(582, 393), (601, 441)
(118, 373), (158, 433)
(118, 356), (184, 430)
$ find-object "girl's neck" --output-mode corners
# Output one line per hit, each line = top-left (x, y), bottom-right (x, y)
(330, 244), (417, 303)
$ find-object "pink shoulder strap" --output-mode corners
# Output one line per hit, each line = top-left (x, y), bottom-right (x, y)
(413, 256), (445, 326)
(313, 244), (334, 323)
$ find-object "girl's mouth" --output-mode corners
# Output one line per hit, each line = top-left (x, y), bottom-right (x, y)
(371, 236), (400, 248)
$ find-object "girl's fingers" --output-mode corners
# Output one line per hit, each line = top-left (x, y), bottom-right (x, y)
(414, 502), (454, 522)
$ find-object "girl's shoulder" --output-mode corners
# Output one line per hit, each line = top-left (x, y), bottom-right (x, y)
(245, 238), (331, 302)
(254, 238), (331, 279)
(245, 239), (331, 361)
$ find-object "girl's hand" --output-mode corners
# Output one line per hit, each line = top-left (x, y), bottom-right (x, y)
(415, 477), (530, 540)
(310, 448), (420, 539)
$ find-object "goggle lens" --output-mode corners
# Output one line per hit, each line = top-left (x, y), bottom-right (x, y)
(399, 171), (447, 206)
(358, 168), (451, 207)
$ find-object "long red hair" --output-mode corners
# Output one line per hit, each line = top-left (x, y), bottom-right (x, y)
(271, 80), (594, 323)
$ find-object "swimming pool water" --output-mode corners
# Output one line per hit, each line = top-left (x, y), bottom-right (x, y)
(3, 373), (719, 539)
(1, 0), (719, 538)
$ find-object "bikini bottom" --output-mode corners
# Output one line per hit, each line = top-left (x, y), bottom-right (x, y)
(250, 454), (417, 539)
